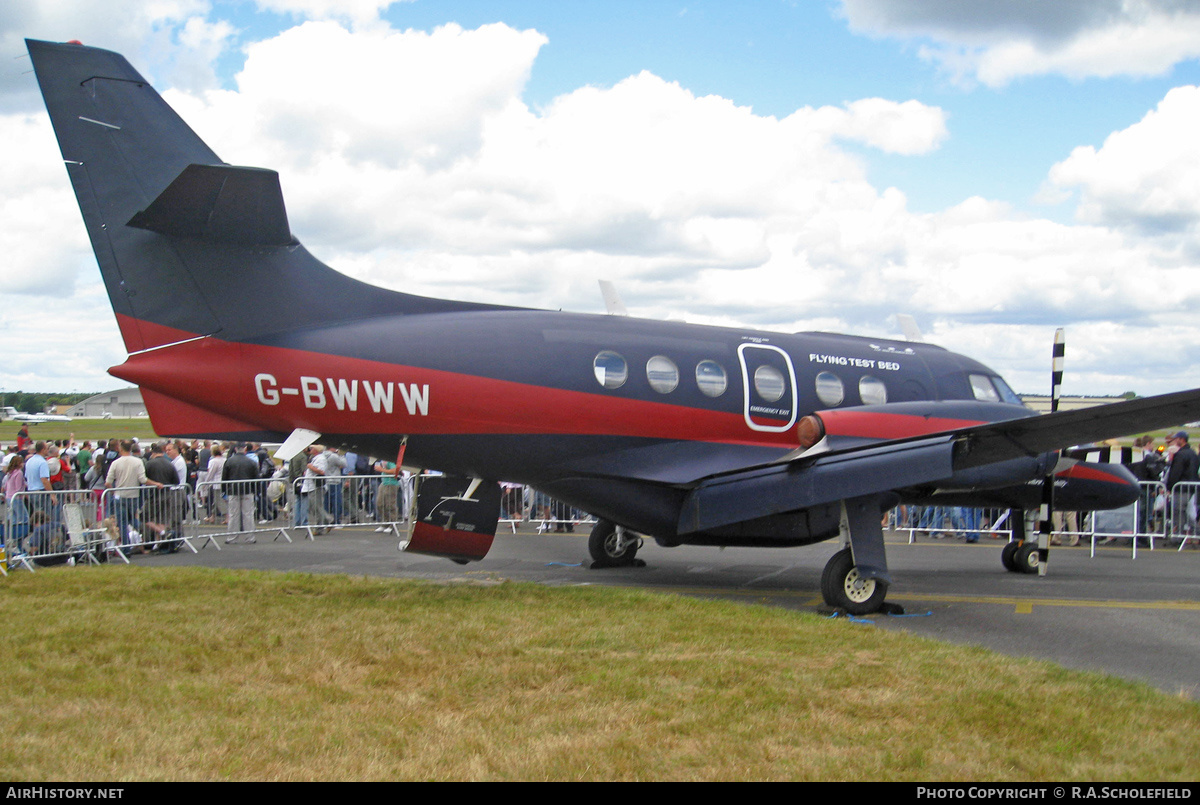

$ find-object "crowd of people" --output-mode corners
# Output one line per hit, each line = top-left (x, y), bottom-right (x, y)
(1131, 430), (1199, 538)
(8, 427), (1190, 561)
(0, 435), (423, 559)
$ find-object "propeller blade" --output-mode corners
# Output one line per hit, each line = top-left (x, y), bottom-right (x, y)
(1038, 328), (1065, 575)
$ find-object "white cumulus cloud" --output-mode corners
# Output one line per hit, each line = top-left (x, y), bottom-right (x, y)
(840, 0), (1200, 86)
(1048, 85), (1200, 238)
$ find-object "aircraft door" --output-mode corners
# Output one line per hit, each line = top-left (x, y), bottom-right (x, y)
(737, 343), (798, 432)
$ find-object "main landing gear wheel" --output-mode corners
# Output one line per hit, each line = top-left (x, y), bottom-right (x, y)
(821, 547), (888, 615)
(1002, 541), (1040, 573)
(1015, 542), (1040, 574)
(588, 519), (640, 564)
(1001, 540), (1021, 572)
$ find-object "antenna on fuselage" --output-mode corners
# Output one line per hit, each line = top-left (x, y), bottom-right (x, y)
(894, 313), (924, 342)
(598, 280), (629, 316)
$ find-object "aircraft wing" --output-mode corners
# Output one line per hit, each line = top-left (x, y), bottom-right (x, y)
(679, 387), (1200, 534)
(949, 387), (1200, 468)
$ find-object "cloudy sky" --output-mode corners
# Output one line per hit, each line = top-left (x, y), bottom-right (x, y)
(3, 0), (1200, 398)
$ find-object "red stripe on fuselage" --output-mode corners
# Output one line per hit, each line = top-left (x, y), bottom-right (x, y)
(139, 388), (271, 436)
(109, 320), (799, 447)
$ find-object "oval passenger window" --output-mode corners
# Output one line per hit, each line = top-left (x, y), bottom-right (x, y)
(646, 355), (679, 394)
(593, 351), (628, 389)
(815, 371), (845, 407)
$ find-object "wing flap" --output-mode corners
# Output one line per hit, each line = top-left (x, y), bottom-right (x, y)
(678, 434), (956, 534)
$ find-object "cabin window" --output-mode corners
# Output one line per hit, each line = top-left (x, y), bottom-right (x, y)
(646, 355), (679, 394)
(969, 374), (1000, 402)
(815, 371), (845, 407)
(859, 376), (887, 405)
(594, 351), (628, 389)
(754, 365), (787, 403)
(695, 360), (727, 397)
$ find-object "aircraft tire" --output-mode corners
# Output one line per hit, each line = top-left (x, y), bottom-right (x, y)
(1015, 542), (1040, 574)
(588, 519), (639, 563)
(1001, 540), (1021, 572)
(821, 547), (888, 615)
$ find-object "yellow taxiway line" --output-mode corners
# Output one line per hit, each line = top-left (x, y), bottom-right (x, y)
(886, 592), (1200, 614)
(616, 584), (1200, 616)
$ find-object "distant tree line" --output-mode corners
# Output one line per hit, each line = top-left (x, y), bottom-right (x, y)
(1, 391), (99, 414)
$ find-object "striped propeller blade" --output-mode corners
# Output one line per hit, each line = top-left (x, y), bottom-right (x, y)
(1039, 328), (1065, 575)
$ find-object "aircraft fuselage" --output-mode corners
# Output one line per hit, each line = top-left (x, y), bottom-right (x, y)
(112, 305), (1113, 543)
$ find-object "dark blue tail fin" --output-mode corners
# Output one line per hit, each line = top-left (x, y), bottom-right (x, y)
(28, 39), (502, 353)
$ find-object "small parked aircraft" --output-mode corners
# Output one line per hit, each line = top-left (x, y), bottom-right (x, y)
(27, 39), (1200, 612)
(1, 406), (71, 423)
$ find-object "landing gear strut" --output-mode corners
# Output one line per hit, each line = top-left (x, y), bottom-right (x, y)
(819, 495), (894, 614)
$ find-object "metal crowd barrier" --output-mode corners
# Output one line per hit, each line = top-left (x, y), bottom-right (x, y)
(6, 472), (1194, 579)
(2, 487), (108, 574)
(97, 484), (206, 560)
(194, 473), (415, 543)
(893, 485), (1175, 560)
(520, 488), (595, 533)
(1169, 481), (1200, 551)
(0, 473), (605, 575)
(1090, 481), (1167, 558)
(891, 506), (1012, 543)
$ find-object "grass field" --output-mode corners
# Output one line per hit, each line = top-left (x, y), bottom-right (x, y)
(0, 419), (158, 444)
(0, 566), (1197, 781)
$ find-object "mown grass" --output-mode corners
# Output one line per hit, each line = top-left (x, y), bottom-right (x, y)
(0, 419), (158, 444)
(0, 566), (1196, 781)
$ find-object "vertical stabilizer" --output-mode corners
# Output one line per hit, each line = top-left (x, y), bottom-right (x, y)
(29, 39), (516, 356)
(27, 39), (224, 351)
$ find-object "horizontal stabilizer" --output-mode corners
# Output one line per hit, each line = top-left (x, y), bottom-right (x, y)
(128, 164), (296, 246)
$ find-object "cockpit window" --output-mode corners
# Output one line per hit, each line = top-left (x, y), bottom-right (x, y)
(969, 374), (1000, 402)
(991, 376), (1024, 406)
